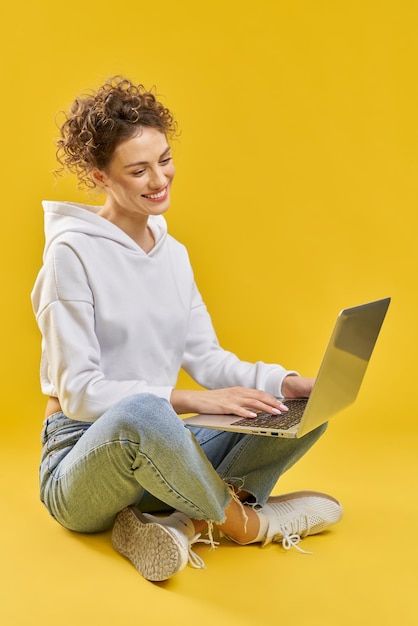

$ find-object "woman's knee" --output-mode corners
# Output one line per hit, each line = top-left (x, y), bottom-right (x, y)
(102, 393), (181, 439)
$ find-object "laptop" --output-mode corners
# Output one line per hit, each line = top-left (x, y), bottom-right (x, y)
(184, 297), (390, 438)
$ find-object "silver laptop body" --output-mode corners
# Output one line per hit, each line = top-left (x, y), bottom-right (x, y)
(184, 298), (390, 438)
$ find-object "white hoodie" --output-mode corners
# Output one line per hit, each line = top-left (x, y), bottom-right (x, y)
(31, 201), (296, 421)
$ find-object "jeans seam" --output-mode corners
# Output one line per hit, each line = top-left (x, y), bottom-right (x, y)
(217, 435), (253, 480)
(135, 450), (225, 522)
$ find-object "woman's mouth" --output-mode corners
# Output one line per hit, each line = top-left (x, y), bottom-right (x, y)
(142, 187), (168, 202)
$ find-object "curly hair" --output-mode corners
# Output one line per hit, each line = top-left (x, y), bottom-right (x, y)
(56, 76), (177, 188)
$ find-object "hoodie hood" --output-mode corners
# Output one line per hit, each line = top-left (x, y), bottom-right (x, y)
(42, 200), (168, 259)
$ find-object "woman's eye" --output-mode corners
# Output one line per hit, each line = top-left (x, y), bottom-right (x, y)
(160, 157), (172, 166)
(132, 169), (146, 176)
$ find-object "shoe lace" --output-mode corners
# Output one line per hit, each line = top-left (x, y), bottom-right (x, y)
(188, 533), (220, 569)
(278, 515), (313, 555)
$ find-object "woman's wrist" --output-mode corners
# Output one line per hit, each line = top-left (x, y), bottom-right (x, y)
(280, 374), (299, 398)
(170, 389), (196, 414)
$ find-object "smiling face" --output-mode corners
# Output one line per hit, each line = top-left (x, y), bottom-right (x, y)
(93, 126), (176, 225)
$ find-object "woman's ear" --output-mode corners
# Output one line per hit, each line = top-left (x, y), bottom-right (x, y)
(91, 168), (108, 188)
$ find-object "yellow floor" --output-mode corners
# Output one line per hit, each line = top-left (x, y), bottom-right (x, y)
(1, 413), (417, 626)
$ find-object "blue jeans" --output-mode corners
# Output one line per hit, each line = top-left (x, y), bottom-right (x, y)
(39, 393), (326, 533)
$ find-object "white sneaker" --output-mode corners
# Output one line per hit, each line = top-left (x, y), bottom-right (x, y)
(112, 507), (210, 581)
(260, 491), (343, 553)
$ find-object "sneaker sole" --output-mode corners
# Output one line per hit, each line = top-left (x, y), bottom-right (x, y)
(112, 507), (187, 582)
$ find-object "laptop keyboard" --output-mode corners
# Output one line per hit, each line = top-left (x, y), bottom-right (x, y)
(231, 398), (308, 430)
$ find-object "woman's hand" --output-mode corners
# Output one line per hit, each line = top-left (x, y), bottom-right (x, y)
(171, 387), (289, 419)
(281, 375), (315, 399)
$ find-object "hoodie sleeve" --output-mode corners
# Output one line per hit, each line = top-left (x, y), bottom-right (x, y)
(181, 282), (298, 396)
(32, 243), (173, 421)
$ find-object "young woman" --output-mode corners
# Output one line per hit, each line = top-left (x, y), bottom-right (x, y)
(31, 76), (342, 582)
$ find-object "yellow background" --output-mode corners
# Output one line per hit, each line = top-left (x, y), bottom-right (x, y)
(1, 1), (417, 625)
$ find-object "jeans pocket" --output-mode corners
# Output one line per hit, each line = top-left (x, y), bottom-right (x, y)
(40, 413), (91, 474)
(46, 434), (85, 474)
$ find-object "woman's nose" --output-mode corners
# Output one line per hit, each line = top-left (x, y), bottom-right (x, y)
(149, 167), (166, 189)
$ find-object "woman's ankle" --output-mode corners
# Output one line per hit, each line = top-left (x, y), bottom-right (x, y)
(216, 501), (263, 544)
